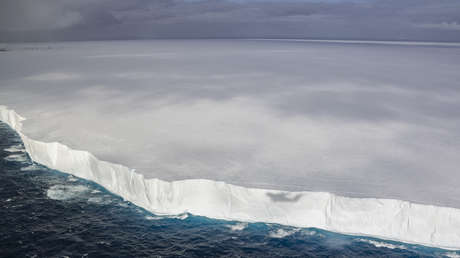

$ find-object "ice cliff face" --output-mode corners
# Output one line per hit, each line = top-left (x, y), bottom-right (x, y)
(1, 105), (460, 250)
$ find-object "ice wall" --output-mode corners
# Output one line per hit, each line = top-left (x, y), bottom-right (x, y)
(2, 105), (460, 250)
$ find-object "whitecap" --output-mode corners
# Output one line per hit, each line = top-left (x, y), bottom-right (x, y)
(4, 145), (25, 153)
(97, 241), (111, 246)
(4, 154), (27, 162)
(88, 197), (111, 205)
(170, 213), (189, 220)
(46, 185), (89, 200)
(118, 202), (129, 208)
(67, 175), (78, 182)
(445, 252), (460, 258)
(302, 230), (317, 236)
(20, 165), (40, 171)
(226, 222), (248, 231)
(357, 239), (406, 250)
(269, 228), (299, 238)
(145, 215), (163, 220)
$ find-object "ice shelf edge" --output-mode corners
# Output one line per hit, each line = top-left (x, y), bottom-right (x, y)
(1, 105), (459, 250)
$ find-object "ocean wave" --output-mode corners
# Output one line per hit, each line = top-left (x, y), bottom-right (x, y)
(46, 184), (90, 200)
(226, 222), (248, 231)
(4, 144), (25, 153)
(4, 153), (28, 162)
(357, 239), (407, 250)
(269, 228), (299, 238)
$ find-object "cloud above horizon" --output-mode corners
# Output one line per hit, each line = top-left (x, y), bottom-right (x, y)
(1, 0), (460, 42)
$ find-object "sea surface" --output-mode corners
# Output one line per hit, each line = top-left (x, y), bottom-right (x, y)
(1, 122), (459, 258)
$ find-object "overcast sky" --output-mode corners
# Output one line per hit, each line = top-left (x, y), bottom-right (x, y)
(1, 0), (460, 42)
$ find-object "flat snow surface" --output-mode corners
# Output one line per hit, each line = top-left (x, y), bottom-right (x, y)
(1, 40), (460, 208)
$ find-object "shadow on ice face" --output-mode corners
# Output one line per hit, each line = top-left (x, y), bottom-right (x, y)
(266, 192), (303, 203)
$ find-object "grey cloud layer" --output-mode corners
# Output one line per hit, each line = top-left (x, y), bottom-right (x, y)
(1, 0), (460, 42)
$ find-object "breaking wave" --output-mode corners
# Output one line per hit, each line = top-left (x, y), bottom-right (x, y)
(46, 184), (90, 200)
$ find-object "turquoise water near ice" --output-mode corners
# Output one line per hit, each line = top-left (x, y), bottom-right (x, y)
(1, 122), (458, 257)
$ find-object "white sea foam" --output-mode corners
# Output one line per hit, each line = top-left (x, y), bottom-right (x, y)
(67, 175), (78, 182)
(169, 214), (189, 220)
(20, 164), (40, 171)
(445, 252), (460, 258)
(4, 145), (25, 153)
(269, 228), (299, 238)
(4, 153), (28, 162)
(87, 197), (111, 205)
(118, 202), (129, 208)
(357, 239), (407, 250)
(46, 185), (89, 200)
(145, 215), (164, 220)
(145, 214), (188, 220)
(227, 222), (248, 231)
(302, 230), (317, 236)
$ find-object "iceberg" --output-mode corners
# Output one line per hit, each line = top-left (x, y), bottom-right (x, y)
(2, 105), (460, 250)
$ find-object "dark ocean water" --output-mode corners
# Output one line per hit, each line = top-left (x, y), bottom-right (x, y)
(1, 122), (459, 258)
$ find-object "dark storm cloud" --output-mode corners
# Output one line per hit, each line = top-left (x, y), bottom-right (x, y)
(1, 0), (460, 42)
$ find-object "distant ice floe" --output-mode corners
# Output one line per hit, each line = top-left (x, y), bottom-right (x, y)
(46, 185), (89, 200)
(269, 228), (299, 238)
(226, 222), (248, 231)
(4, 153), (28, 162)
(357, 239), (407, 250)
